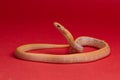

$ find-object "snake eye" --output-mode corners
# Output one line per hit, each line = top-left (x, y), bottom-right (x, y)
(54, 22), (61, 29)
(56, 25), (61, 28)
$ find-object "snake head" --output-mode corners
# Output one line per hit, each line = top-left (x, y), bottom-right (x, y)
(54, 22), (65, 31)
(54, 22), (70, 39)
(53, 22), (75, 45)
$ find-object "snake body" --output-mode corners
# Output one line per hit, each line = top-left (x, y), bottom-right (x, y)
(15, 22), (110, 63)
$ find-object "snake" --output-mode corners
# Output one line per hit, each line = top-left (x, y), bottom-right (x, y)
(15, 22), (110, 63)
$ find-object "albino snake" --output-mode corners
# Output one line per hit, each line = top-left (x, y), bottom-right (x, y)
(15, 22), (110, 63)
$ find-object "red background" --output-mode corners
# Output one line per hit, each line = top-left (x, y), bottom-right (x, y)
(0, 0), (120, 80)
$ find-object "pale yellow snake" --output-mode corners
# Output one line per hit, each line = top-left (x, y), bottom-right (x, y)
(15, 22), (110, 63)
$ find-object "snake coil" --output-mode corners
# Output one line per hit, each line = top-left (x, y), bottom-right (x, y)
(15, 22), (110, 63)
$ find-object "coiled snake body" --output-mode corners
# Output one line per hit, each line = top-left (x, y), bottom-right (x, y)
(15, 22), (110, 63)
